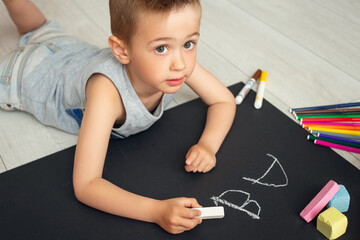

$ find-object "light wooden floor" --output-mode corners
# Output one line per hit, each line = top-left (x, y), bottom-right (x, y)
(0, 0), (359, 174)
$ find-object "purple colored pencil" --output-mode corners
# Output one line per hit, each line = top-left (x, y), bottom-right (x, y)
(316, 133), (360, 145)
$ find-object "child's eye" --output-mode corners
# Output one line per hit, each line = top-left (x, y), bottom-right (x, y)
(155, 45), (168, 54)
(184, 41), (195, 50)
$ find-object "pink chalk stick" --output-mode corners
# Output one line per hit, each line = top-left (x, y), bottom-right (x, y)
(300, 180), (340, 222)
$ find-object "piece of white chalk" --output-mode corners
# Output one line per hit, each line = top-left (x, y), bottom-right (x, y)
(193, 206), (225, 219)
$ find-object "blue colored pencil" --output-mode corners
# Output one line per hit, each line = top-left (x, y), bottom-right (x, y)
(290, 102), (360, 113)
(316, 133), (360, 145)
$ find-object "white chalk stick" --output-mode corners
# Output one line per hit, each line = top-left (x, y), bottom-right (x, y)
(193, 206), (225, 219)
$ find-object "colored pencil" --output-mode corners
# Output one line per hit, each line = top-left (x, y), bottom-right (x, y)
(310, 130), (360, 140)
(300, 117), (360, 123)
(307, 135), (360, 149)
(296, 111), (360, 117)
(301, 121), (360, 126)
(294, 107), (360, 115)
(313, 139), (360, 154)
(290, 102), (360, 113)
(297, 114), (360, 120)
(304, 124), (360, 131)
(309, 127), (360, 136)
(316, 133), (360, 145)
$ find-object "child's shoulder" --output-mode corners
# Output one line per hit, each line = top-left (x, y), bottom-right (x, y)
(86, 73), (125, 125)
(86, 73), (123, 105)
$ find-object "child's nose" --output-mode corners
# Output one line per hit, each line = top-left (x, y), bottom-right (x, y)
(170, 51), (186, 71)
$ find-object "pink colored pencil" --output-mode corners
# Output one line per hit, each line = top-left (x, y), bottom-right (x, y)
(301, 121), (360, 126)
(300, 117), (360, 123)
(314, 140), (360, 153)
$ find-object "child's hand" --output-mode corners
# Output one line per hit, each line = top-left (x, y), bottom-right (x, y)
(154, 198), (202, 234)
(185, 144), (216, 173)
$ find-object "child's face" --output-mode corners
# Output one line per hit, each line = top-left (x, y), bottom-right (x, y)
(126, 4), (201, 95)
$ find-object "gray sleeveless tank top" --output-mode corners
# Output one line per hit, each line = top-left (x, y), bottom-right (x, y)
(93, 50), (175, 138)
(21, 46), (174, 138)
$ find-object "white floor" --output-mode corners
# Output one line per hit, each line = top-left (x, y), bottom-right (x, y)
(0, 0), (359, 173)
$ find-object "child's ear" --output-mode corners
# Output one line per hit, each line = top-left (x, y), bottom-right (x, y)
(108, 36), (130, 64)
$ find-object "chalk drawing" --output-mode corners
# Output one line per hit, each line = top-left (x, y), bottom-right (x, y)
(211, 189), (261, 219)
(243, 153), (288, 187)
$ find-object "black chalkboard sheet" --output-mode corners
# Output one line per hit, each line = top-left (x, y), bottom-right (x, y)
(0, 83), (359, 240)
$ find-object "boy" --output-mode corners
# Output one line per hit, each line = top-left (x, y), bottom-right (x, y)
(1, 0), (235, 234)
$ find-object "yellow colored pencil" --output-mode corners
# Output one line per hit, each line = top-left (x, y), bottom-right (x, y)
(309, 127), (360, 136)
(304, 124), (360, 131)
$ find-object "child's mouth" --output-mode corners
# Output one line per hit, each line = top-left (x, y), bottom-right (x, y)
(166, 77), (184, 86)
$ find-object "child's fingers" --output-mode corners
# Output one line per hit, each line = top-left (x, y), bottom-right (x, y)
(185, 150), (202, 173)
(191, 156), (202, 171)
(187, 152), (203, 171)
(167, 221), (193, 234)
(158, 198), (203, 234)
(202, 166), (211, 173)
(168, 218), (201, 234)
(176, 209), (202, 228)
(177, 199), (202, 229)
(203, 164), (214, 173)
(178, 207), (201, 219)
(178, 217), (202, 230)
(196, 160), (209, 172)
(198, 159), (216, 172)
(180, 197), (202, 208)
(185, 149), (198, 165)
(170, 208), (202, 232)
(185, 164), (196, 172)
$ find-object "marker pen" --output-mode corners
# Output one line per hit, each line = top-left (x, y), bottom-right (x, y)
(235, 69), (262, 105)
(254, 71), (267, 109)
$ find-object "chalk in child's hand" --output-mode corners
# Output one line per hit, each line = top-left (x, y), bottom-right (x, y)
(300, 180), (340, 223)
(193, 206), (224, 219)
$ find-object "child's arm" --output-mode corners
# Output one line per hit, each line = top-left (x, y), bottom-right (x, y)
(73, 74), (202, 234)
(185, 62), (236, 173)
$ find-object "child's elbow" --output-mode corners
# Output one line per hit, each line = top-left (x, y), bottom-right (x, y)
(225, 90), (236, 111)
(229, 94), (236, 109)
(224, 90), (236, 121)
(73, 180), (87, 203)
(73, 183), (83, 202)
(73, 177), (101, 204)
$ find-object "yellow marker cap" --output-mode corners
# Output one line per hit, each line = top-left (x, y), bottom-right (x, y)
(260, 71), (267, 82)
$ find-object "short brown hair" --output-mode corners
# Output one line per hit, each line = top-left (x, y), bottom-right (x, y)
(109, 0), (201, 45)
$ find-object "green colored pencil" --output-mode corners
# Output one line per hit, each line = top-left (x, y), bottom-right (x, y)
(296, 111), (360, 116)
(297, 114), (360, 120)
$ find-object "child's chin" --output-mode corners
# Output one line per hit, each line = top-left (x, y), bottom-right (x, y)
(164, 85), (183, 94)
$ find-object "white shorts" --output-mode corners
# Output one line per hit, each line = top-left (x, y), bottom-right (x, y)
(0, 20), (76, 110)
